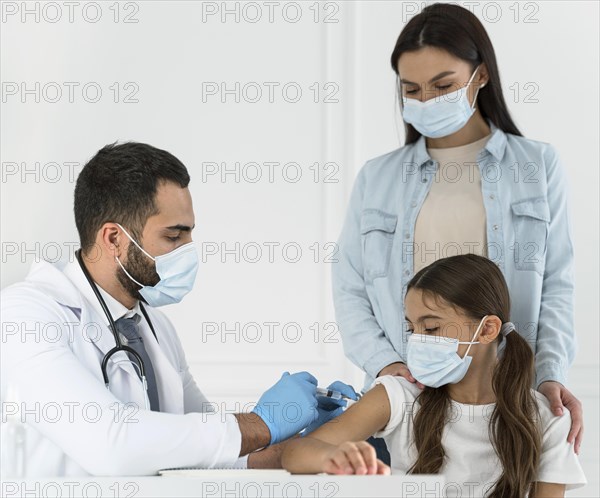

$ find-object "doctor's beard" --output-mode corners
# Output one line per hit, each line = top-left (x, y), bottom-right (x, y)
(115, 240), (160, 304)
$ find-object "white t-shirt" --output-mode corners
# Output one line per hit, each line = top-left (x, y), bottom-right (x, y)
(372, 375), (587, 497)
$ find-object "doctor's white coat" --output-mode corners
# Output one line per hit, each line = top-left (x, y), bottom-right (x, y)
(0, 258), (247, 476)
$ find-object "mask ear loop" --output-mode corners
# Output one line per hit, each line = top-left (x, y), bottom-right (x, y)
(115, 223), (156, 261)
(468, 64), (485, 111)
(462, 314), (489, 357)
(115, 255), (146, 288)
(113, 223), (155, 289)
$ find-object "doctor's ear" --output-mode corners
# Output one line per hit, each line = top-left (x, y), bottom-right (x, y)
(101, 223), (124, 258)
(478, 316), (502, 344)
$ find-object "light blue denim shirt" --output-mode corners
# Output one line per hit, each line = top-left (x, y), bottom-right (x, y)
(332, 118), (576, 391)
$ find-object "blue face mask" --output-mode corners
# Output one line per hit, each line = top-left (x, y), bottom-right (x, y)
(406, 315), (488, 388)
(114, 223), (199, 307)
(401, 65), (485, 138)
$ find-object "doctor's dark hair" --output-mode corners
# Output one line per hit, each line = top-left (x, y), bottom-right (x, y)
(404, 254), (541, 498)
(390, 3), (522, 144)
(74, 142), (190, 255)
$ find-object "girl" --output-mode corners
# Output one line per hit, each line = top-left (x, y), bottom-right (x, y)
(331, 2), (583, 455)
(284, 254), (586, 497)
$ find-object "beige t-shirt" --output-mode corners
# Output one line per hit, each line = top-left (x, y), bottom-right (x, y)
(413, 134), (492, 275)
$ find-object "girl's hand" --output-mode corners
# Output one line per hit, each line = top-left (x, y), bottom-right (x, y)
(321, 441), (391, 475)
(377, 362), (425, 389)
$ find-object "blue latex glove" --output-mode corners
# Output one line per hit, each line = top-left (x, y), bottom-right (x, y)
(252, 371), (319, 445)
(302, 380), (359, 436)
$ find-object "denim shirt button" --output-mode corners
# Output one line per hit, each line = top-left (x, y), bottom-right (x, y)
(493, 224), (499, 230)
(404, 270), (410, 276)
(421, 178), (428, 183)
(404, 233), (410, 239)
(489, 194), (495, 199)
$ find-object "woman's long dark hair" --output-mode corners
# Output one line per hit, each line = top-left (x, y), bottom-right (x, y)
(404, 254), (541, 498)
(390, 2), (522, 144)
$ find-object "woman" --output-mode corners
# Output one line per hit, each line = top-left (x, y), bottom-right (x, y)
(286, 254), (587, 497)
(331, 2), (583, 457)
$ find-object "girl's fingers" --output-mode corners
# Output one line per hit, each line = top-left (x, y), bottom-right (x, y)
(376, 459), (391, 475)
(342, 443), (368, 475)
(323, 458), (345, 475)
(356, 442), (378, 474)
(331, 451), (354, 474)
(325, 442), (391, 475)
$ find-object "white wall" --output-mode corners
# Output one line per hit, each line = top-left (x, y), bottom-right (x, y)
(1, 1), (597, 494)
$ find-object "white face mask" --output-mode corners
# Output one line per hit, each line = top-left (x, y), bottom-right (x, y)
(406, 315), (488, 388)
(114, 223), (199, 307)
(401, 64), (485, 138)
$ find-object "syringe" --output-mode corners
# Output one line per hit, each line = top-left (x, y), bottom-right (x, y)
(316, 387), (361, 401)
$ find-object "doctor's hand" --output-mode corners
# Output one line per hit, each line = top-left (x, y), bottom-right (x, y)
(538, 381), (583, 455)
(377, 362), (425, 390)
(302, 381), (359, 436)
(252, 371), (319, 445)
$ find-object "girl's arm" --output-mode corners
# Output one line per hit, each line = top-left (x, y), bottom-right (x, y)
(281, 383), (391, 474)
(532, 482), (565, 498)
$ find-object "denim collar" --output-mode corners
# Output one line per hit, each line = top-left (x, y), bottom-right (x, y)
(412, 118), (508, 167)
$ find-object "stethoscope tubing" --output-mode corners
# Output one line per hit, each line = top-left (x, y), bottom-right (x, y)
(75, 249), (159, 409)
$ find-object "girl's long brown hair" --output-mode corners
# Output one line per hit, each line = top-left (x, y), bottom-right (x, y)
(405, 254), (541, 497)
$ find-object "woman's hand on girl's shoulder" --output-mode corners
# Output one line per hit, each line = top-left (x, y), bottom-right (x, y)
(538, 381), (583, 455)
(378, 362), (425, 389)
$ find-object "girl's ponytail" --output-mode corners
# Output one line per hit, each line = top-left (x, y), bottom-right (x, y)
(487, 327), (542, 498)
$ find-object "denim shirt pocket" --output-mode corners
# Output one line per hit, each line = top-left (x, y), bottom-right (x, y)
(360, 209), (398, 281)
(510, 196), (550, 276)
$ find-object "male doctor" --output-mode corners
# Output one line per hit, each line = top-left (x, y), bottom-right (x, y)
(0, 142), (356, 476)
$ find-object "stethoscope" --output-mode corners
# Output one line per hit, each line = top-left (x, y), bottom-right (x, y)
(75, 249), (158, 409)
